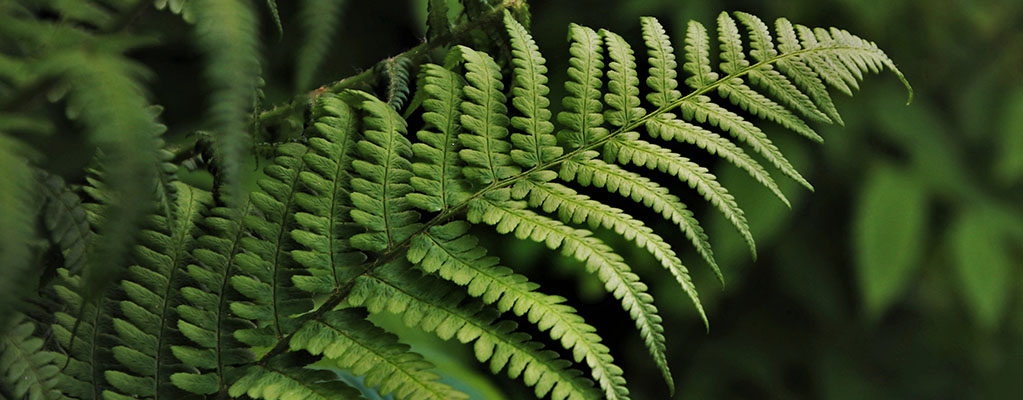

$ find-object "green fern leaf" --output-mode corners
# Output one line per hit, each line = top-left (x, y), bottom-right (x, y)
(508, 180), (676, 391)
(231, 143), (314, 347)
(229, 353), (363, 400)
(407, 64), (472, 212)
(682, 20), (719, 90)
(50, 268), (116, 400)
(772, 18), (844, 124)
(346, 263), (599, 400)
(426, 0), (451, 40)
(410, 219), (648, 397)
(290, 308), (467, 400)
(456, 46), (521, 184)
(640, 17), (681, 108)
(680, 99), (813, 190)
(600, 30), (644, 127)
(290, 94), (367, 294)
(263, 0), (283, 38)
(193, 0), (262, 207)
(560, 154), (709, 319)
(557, 23), (607, 150)
(468, 198), (641, 400)
(380, 56), (414, 111)
(715, 12), (822, 142)
(295, 0), (346, 91)
(347, 91), (421, 252)
(733, 12), (832, 125)
(606, 132), (755, 263)
(104, 182), (211, 400)
(0, 135), (36, 325)
(504, 11), (562, 168)
(171, 204), (258, 395)
(1, 315), (62, 400)
(64, 55), (164, 303)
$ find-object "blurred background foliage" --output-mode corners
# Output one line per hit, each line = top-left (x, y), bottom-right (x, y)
(26, 0), (1023, 398)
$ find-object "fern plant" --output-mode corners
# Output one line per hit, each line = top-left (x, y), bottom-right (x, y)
(0, 0), (910, 399)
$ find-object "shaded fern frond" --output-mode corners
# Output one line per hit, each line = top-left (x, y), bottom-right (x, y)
(295, 0), (346, 91)
(347, 91), (421, 252)
(104, 182), (211, 400)
(290, 308), (466, 400)
(0, 135), (36, 326)
(1, 315), (61, 400)
(346, 263), (598, 400)
(193, 0), (262, 207)
(379, 56), (414, 111)
(229, 353), (363, 400)
(231, 143), (313, 347)
(50, 268), (117, 400)
(290, 94), (367, 294)
(170, 204), (257, 395)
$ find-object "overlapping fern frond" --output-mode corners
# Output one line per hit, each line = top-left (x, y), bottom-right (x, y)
(5, 3), (910, 400)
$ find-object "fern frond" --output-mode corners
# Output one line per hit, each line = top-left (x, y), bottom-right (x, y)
(468, 198), (649, 399)
(680, 98), (813, 190)
(64, 55), (164, 303)
(290, 308), (467, 400)
(410, 219), (652, 397)
(295, 0), (345, 91)
(346, 263), (598, 400)
(557, 23), (607, 150)
(606, 132), (755, 262)
(715, 13), (821, 142)
(50, 269), (116, 400)
(560, 154), (715, 299)
(504, 11), (562, 169)
(733, 12), (832, 125)
(232, 143), (314, 346)
(380, 56), (413, 111)
(170, 204), (257, 395)
(193, 0), (262, 206)
(347, 91), (421, 252)
(646, 113), (789, 206)
(772, 18), (843, 124)
(0, 135), (36, 325)
(290, 94), (367, 294)
(426, 0), (451, 40)
(263, 0), (283, 38)
(507, 180), (675, 390)
(104, 182), (211, 400)
(229, 353), (363, 400)
(1, 315), (61, 400)
(407, 64), (471, 212)
(456, 46), (521, 184)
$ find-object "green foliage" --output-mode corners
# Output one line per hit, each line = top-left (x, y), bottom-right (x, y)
(0, 1), (913, 399)
(854, 165), (927, 317)
(1, 315), (61, 400)
(295, 0), (346, 91)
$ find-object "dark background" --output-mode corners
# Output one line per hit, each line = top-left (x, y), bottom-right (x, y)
(117, 0), (1023, 398)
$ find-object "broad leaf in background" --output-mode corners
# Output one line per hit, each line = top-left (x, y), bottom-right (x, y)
(950, 207), (1015, 329)
(995, 87), (1023, 185)
(854, 165), (928, 317)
